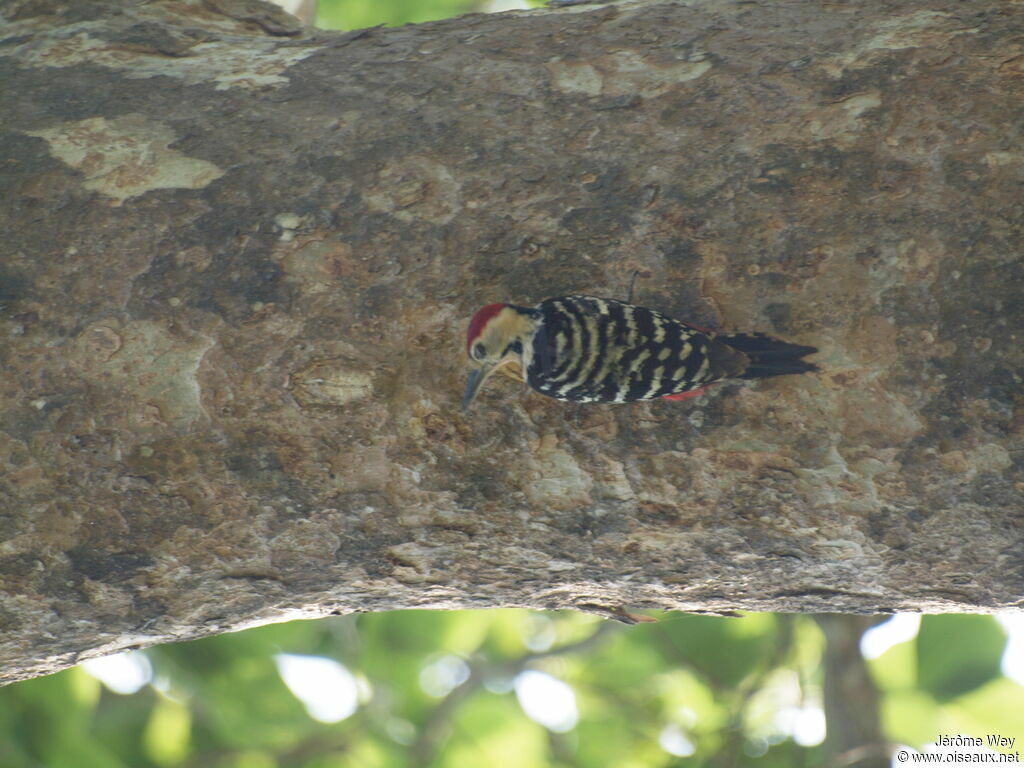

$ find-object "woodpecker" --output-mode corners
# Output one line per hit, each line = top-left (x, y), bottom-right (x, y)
(462, 295), (818, 408)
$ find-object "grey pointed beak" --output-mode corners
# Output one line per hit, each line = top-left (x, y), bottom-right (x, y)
(461, 364), (495, 410)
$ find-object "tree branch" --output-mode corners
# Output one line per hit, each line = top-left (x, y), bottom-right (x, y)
(1, 0), (1021, 683)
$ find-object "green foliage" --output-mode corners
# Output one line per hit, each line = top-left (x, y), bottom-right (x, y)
(314, 0), (548, 31)
(444, 692), (546, 767)
(143, 697), (191, 765)
(915, 614), (1005, 700)
(1, 611), (1022, 767)
(648, 612), (780, 688)
(869, 614), (1021, 752)
(316, 0), (480, 30)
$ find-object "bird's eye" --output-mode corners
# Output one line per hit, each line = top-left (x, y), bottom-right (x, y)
(472, 342), (486, 360)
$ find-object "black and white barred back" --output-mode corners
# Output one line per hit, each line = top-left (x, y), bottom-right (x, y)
(523, 296), (817, 403)
(524, 296), (713, 403)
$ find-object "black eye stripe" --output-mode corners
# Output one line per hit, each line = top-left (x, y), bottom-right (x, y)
(473, 343), (486, 359)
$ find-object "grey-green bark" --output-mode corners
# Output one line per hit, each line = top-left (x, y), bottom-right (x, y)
(1, 0), (1021, 684)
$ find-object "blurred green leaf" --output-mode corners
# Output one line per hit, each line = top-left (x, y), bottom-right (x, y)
(574, 713), (635, 766)
(67, 665), (103, 709)
(942, 676), (1024, 748)
(916, 615), (1005, 701)
(7, 670), (135, 768)
(581, 626), (664, 693)
(335, 737), (407, 768)
(226, 751), (277, 768)
(868, 627), (917, 691)
(143, 695), (191, 765)
(880, 689), (949, 747)
(649, 612), (778, 688)
(316, 0), (480, 30)
(442, 691), (546, 768)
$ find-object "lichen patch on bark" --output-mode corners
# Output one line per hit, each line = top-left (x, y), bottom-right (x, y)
(68, 319), (214, 429)
(27, 115), (225, 204)
(546, 51), (711, 98)
(288, 360), (375, 408)
(362, 156), (461, 225)
(4, 3), (316, 89)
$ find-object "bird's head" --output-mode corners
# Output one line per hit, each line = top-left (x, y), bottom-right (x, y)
(462, 303), (537, 409)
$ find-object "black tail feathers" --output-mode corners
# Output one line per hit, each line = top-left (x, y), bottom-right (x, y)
(719, 332), (820, 380)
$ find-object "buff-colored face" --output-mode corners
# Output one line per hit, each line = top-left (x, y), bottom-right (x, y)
(462, 305), (533, 409)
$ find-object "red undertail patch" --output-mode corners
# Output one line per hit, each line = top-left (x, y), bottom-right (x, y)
(662, 384), (714, 401)
(681, 320), (713, 334)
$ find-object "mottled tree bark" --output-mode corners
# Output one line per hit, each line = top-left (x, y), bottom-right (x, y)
(0, 0), (1021, 683)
